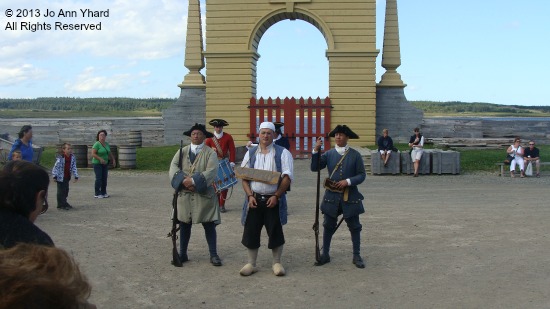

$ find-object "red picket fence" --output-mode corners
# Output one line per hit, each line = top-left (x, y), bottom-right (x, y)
(248, 97), (332, 158)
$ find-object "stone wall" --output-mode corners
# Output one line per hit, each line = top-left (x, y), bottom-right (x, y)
(0, 118), (164, 147)
(2, 116), (549, 148)
(421, 117), (550, 144)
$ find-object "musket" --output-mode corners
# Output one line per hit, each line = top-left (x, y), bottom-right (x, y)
(168, 140), (184, 267)
(169, 192), (182, 267)
(313, 137), (322, 263)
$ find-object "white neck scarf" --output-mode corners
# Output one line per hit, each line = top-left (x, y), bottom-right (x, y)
(335, 145), (349, 155)
(214, 131), (223, 139)
(191, 142), (204, 155)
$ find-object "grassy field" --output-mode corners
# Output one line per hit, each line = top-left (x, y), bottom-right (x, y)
(34, 144), (549, 174)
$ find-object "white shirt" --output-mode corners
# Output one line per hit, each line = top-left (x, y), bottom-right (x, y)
(241, 143), (294, 195)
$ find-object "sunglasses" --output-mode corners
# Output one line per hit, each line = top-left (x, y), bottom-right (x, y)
(40, 194), (49, 215)
(529, 143), (535, 146)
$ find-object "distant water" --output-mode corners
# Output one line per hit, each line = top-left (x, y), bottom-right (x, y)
(440, 116), (550, 121)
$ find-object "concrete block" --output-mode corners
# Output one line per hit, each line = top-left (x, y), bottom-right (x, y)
(401, 151), (430, 175)
(431, 150), (461, 174)
(371, 150), (400, 175)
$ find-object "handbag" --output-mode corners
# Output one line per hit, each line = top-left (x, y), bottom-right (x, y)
(525, 161), (533, 176)
(504, 154), (514, 165)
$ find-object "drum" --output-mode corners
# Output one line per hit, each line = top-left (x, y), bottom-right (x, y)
(213, 158), (238, 194)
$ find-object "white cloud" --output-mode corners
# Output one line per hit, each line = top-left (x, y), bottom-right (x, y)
(0, 64), (48, 86)
(1, 0), (188, 62)
(64, 66), (148, 93)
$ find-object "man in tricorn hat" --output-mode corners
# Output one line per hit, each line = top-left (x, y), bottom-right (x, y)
(168, 123), (222, 266)
(205, 119), (236, 213)
(273, 121), (290, 150)
(311, 124), (367, 268)
(239, 122), (293, 276)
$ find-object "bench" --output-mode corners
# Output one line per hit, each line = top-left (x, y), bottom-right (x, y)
(496, 161), (550, 177)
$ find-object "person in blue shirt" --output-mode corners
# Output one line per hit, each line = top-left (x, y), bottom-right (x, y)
(8, 125), (34, 162)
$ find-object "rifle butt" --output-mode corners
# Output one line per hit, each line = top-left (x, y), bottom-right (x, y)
(172, 248), (183, 267)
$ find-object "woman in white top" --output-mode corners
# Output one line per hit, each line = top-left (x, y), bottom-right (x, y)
(507, 137), (525, 178)
(408, 128), (425, 177)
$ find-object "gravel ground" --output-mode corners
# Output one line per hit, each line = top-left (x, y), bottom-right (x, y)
(37, 159), (550, 308)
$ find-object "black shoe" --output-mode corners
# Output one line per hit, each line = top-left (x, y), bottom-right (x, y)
(314, 254), (331, 266)
(64, 204), (73, 209)
(57, 206), (69, 210)
(353, 255), (365, 269)
(220, 206), (226, 213)
(210, 255), (222, 266)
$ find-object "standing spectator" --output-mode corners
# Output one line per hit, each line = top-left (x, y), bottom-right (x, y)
(377, 128), (394, 167)
(0, 161), (53, 249)
(10, 150), (23, 161)
(52, 143), (79, 210)
(205, 119), (236, 213)
(0, 243), (97, 309)
(91, 130), (116, 198)
(169, 123), (222, 266)
(507, 137), (525, 178)
(523, 140), (540, 178)
(239, 122), (293, 276)
(8, 125), (34, 162)
(311, 125), (367, 269)
(408, 127), (425, 177)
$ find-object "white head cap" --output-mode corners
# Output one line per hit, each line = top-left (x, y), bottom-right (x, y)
(259, 122), (275, 132)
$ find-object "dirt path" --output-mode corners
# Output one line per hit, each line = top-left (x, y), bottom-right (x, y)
(38, 160), (550, 308)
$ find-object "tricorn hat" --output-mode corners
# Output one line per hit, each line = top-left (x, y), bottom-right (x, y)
(209, 119), (229, 127)
(183, 123), (214, 138)
(273, 121), (284, 133)
(328, 125), (359, 139)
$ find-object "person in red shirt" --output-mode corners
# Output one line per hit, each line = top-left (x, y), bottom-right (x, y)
(205, 119), (236, 213)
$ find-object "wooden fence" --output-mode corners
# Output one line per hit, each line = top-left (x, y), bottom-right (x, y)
(248, 97), (332, 158)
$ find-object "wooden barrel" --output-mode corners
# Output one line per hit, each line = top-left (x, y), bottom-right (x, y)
(72, 145), (88, 168)
(128, 130), (142, 147)
(87, 145), (94, 167)
(118, 145), (136, 169)
(110, 145), (118, 168)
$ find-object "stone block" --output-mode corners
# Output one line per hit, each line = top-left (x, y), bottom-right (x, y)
(431, 150), (461, 174)
(401, 150), (430, 175)
(371, 150), (400, 175)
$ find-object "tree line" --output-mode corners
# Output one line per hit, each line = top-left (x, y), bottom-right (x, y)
(1, 97), (548, 115)
(0, 97), (176, 112)
(410, 101), (550, 115)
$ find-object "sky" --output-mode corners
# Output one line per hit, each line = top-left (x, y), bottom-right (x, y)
(1, 0), (549, 106)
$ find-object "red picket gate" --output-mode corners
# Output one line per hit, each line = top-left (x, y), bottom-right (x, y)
(248, 97), (332, 158)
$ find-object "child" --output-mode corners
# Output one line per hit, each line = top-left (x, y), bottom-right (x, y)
(10, 150), (22, 161)
(51, 143), (79, 210)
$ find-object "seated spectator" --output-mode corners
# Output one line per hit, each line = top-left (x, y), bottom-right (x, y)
(0, 161), (54, 249)
(0, 243), (96, 309)
(377, 128), (394, 167)
(506, 137), (525, 178)
(523, 140), (540, 178)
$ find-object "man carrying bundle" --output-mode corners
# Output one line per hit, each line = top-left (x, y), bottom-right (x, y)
(239, 122), (293, 276)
